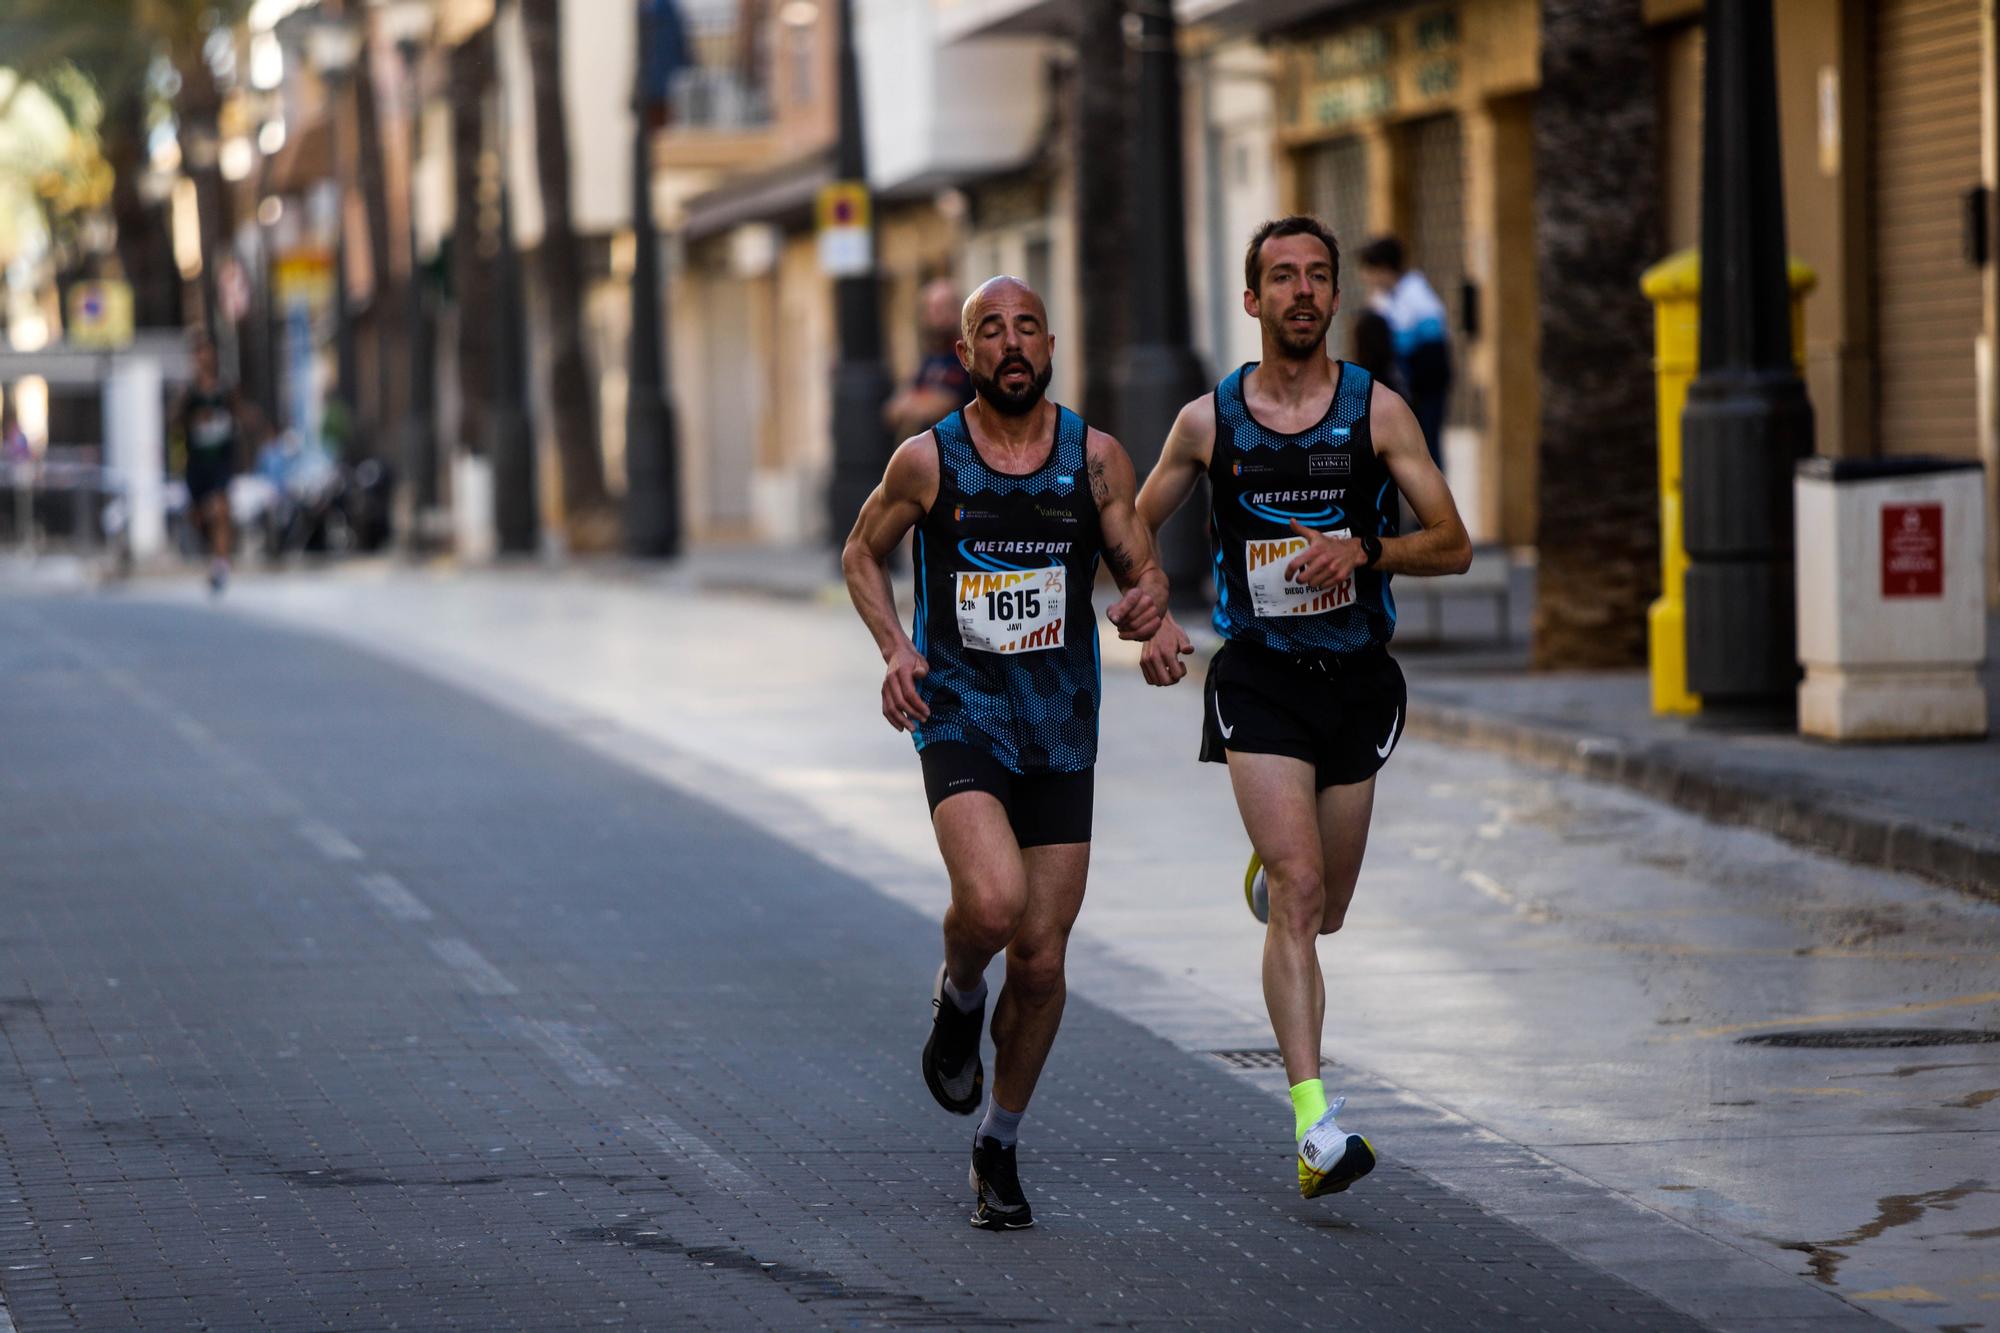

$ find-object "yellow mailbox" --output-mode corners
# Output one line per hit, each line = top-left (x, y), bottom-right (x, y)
(1640, 249), (1816, 715)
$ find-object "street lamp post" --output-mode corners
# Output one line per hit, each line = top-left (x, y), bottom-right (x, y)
(421, 0), (534, 554)
(381, 1), (440, 527)
(623, 0), (682, 557)
(489, 110), (539, 554)
(1112, 0), (1208, 603)
(1681, 0), (1814, 715)
(823, 0), (893, 547)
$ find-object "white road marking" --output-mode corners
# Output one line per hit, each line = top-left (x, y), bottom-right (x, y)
(633, 1113), (754, 1188)
(628, 1109), (884, 1287)
(356, 871), (433, 923)
(511, 1018), (621, 1086)
(295, 820), (364, 863)
(428, 938), (518, 996)
(1462, 870), (1559, 924)
(32, 618), (301, 816)
(1462, 870), (1518, 906)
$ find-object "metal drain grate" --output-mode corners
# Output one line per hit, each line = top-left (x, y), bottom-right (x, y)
(1737, 1028), (2000, 1049)
(1208, 1048), (1289, 1070)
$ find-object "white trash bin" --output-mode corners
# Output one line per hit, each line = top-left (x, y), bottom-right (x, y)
(1795, 457), (1988, 741)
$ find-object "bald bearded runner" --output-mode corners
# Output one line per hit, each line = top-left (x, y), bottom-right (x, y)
(842, 276), (1169, 1230)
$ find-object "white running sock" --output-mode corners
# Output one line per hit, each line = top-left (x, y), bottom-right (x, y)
(978, 1101), (1024, 1147)
(943, 973), (986, 1014)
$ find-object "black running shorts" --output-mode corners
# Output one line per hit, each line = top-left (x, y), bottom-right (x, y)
(919, 743), (1093, 848)
(186, 455), (234, 503)
(1199, 640), (1407, 790)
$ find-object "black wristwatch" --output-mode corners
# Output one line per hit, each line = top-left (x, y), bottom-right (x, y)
(1358, 534), (1383, 569)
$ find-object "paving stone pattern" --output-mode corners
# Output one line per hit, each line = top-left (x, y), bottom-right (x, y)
(0, 596), (1709, 1330)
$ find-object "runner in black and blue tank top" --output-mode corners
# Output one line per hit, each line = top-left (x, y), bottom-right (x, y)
(1132, 218), (1473, 1207)
(1207, 359), (1398, 657)
(843, 276), (1169, 1231)
(911, 404), (1102, 775)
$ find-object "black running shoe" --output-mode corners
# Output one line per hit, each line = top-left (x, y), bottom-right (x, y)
(922, 964), (984, 1115)
(969, 1135), (1033, 1230)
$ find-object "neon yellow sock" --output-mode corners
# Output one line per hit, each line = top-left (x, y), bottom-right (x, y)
(1290, 1078), (1328, 1142)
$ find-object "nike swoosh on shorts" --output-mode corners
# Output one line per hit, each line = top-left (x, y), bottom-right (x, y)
(1376, 706), (1400, 758)
(1214, 694), (1234, 740)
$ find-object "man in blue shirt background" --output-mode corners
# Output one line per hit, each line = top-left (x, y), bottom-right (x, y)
(1358, 236), (1453, 471)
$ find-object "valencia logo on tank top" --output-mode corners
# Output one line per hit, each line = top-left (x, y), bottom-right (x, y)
(1207, 362), (1398, 655)
(912, 407), (1104, 774)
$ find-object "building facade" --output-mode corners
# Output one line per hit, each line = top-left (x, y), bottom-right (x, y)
(1653, 0), (1999, 600)
(652, 0), (1997, 603)
(1194, 0), (1997, 598)
(1188, 0), (1542, 548)
(668, 0), (1054, 545)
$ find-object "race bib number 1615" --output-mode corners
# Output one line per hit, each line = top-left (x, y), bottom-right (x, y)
(956, 567), (1066, 653)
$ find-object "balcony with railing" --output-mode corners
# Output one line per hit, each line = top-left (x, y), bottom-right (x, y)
(651, 0), (827, 174)
(669, 1), (772, 131)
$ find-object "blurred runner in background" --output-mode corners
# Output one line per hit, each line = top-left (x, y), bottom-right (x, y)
(175, 338), (243, 593)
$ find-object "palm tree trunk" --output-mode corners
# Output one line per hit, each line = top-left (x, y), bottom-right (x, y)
(1072, 1), (1133, 435)
(520, 0), (614, 549)
(1530, 0), (1662, 668)
(172, 48), (234, 348)
(107, 92), (180, 329)
(449, 24), (497, 460)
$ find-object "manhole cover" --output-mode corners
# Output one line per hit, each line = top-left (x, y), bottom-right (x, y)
(1736, 1028), (2000, 1049)
(1208, 1048), (1289, 1070)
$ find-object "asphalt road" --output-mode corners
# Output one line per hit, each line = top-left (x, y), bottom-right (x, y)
(187, 565), (2000, 1331)
(0, 592), (1751, 1330)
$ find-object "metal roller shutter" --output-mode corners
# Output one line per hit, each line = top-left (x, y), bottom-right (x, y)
(1872, 0), (1983, 459)
(1405, 114), (1467, 425)
(1302, 136), (1370, 359)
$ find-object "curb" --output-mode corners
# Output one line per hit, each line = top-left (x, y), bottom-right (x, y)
(1406, 694), (2000, 905)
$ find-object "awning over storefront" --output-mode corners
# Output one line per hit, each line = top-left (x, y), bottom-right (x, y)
(679, 149), (835, 243)
(1182, 0), (1378, 37)
(934, 0), (1070, 44)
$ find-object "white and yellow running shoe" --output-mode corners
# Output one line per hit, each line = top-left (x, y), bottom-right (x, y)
(1297, 1095), (1376, 1199)
(1243, 852), (1269, 924)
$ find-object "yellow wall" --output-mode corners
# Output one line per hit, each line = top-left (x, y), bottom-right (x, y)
(1654, 0), (1996, 601)
(1467, 94), (1541, 546)
(1655, 0), (1893, 461)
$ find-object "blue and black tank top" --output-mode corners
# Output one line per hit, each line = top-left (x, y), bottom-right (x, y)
(912, 406), (1103, 773)
(1207, 362), (1398, 655)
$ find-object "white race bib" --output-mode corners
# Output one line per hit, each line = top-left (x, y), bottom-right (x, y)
(956, 566), (1066, 653)
(1245, 531), (1353, 617)
(190, 408), (232, 449)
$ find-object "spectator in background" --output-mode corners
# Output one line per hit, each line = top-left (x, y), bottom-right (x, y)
(1357, 236), (1451, 469)
(883, 278), (975, 441)
(1348, 309), (1406, 402)
(2, 408), (30, 465)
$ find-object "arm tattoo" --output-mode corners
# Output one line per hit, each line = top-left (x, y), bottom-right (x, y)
(1104, 539), (1138, 583)
(1087, 455), (1110, 504)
